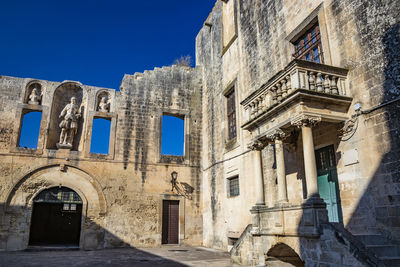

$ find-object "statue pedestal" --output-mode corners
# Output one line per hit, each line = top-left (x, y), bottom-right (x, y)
(56, 143), (72, 150)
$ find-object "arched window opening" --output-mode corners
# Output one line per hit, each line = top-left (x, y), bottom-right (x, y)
(90, 118), (111, 154)
(19, 111), (42, 149)
(161, 115), (184, 156)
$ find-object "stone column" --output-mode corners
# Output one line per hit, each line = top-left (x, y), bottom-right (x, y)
(291, 115), (322, 199)
(248, 140), (265, 206)
(266, 129), (289, 203)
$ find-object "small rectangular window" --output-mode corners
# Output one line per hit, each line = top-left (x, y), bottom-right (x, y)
(90, 118), (111, 154)
(293, 23), (323, 63)
(161, 114), (184, 156)
(228, 176), (239, 197)
(18, 111), (42, 149)
(222, 0), (237, 52)
(226, 89), (237, 140)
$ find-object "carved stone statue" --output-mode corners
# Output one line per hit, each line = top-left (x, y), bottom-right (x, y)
(28, 88), (42, 105)
(98, 96), (110, 112)
(57, 97), (81, 148)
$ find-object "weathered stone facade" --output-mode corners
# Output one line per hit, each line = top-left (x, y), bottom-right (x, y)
(0, 66), (203, 250)
(1, 0), (400, 266)
(196, 0), (399, 266)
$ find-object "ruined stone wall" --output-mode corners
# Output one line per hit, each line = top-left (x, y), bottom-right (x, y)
(0, 65), (203, 250)
(196, 0), (400, 251)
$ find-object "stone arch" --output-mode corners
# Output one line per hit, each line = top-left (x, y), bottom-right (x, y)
(46, 81), (87, 151)
(266, 242), (304, 267)
(3, 164), (107, 251)
(24, 80), (44, 104)
(95, 90), (112, 112)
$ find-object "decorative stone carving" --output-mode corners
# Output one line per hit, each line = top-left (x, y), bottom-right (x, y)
(97, 96), (111, 112)
(97, 92), (111, 112)
(265, 128), (289, 142)
(57, 97), (81, 149)
(247, 140), (265, 151)
(28, 88), (42, 105)
(291, 114), (322, 128)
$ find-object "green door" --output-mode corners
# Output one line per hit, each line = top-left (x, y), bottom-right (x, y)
(315, 145), (342, 223)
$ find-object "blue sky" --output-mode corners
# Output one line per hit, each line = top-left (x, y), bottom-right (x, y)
(9, 0), (215, 153)
(0, 0), (215, 89)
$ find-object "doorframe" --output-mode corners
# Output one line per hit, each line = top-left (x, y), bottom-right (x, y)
(27, 186), (88, 248)
(314, 144), (344, 224)
(159, 194), (185, 245)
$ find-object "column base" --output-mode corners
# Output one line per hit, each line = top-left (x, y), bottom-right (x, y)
(304, 195), (325, 205)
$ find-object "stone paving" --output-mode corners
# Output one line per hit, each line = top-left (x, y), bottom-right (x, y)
(0, 245), (241, 267)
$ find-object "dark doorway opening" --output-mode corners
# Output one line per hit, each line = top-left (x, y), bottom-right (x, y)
(29, 187), (83, 247)
(162, 200), (179, 244)
(266, 243), (304, 267)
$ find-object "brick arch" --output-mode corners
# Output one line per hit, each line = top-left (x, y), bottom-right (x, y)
(266, 242), (304, 267)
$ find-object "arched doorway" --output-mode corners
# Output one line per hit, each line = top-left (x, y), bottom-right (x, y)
(28, 187), (83, 247)
(266, 243), (304, 267)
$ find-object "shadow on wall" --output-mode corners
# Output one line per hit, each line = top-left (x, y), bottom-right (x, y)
(0, 203), (187, 267)
(345, 23), (400, 240)
(296, 23), (399, 266)
(265, 24), (400, 266)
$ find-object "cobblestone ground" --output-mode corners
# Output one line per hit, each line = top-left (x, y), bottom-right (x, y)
(0, 245), (241, 267)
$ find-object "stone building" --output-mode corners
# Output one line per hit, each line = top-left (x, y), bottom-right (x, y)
(0, 68), (203, 250)
(196, 0), (400, 266)
(0, 0), (399, 266)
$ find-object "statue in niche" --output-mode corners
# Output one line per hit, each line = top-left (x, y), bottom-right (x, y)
(97, 95), (111, 112)
(57, 96), (81, 148)
(28, 88), (42, 105)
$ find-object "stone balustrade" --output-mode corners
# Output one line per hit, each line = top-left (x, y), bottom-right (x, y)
(242, 59), (349, 123)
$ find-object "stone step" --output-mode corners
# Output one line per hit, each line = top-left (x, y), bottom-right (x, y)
(354, 234), (389, 246)
(25, 245), (79, 252)
(380, 257), (400, 267)
(366, 245), (400, 257)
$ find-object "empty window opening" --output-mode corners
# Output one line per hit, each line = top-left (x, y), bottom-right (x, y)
(19, 111), (42, 149)
(228, 176), (240, 197)
(161, 115), (184, 156)
(90, 118), (111, 154)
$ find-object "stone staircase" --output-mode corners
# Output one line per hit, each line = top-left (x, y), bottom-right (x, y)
(354, 234), (400, 266)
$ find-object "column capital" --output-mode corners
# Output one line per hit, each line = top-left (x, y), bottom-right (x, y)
(265, 128), (290, 142)
(291, 114), (321, 128)
(247, 139), (265, 151)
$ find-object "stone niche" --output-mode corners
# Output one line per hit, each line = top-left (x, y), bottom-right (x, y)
(96, 91), (112, 113)
(24, 82), (43, 105)
(46, 82), (86, 151)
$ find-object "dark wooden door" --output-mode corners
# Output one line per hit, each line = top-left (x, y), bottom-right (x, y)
(29, 202), (82, 246)
(162, 200), (179, 244)
(28, 187), (83, 246)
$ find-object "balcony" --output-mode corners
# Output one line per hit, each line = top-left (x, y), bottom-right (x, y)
(241, 59), (352, 132)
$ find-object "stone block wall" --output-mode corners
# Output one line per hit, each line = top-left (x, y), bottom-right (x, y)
(0, 64), (203, 250)
(197, 0), (400, 252)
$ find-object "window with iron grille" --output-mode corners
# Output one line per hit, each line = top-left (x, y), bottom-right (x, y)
(226, 89), (237, 140)
(293, 23), (323, 63)
(228, 176), (239, 197)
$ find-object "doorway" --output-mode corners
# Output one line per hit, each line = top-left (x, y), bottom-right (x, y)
(162, 200), (179, 244)
(315, 145), (343, 223)
(29, 187), (83, 246)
